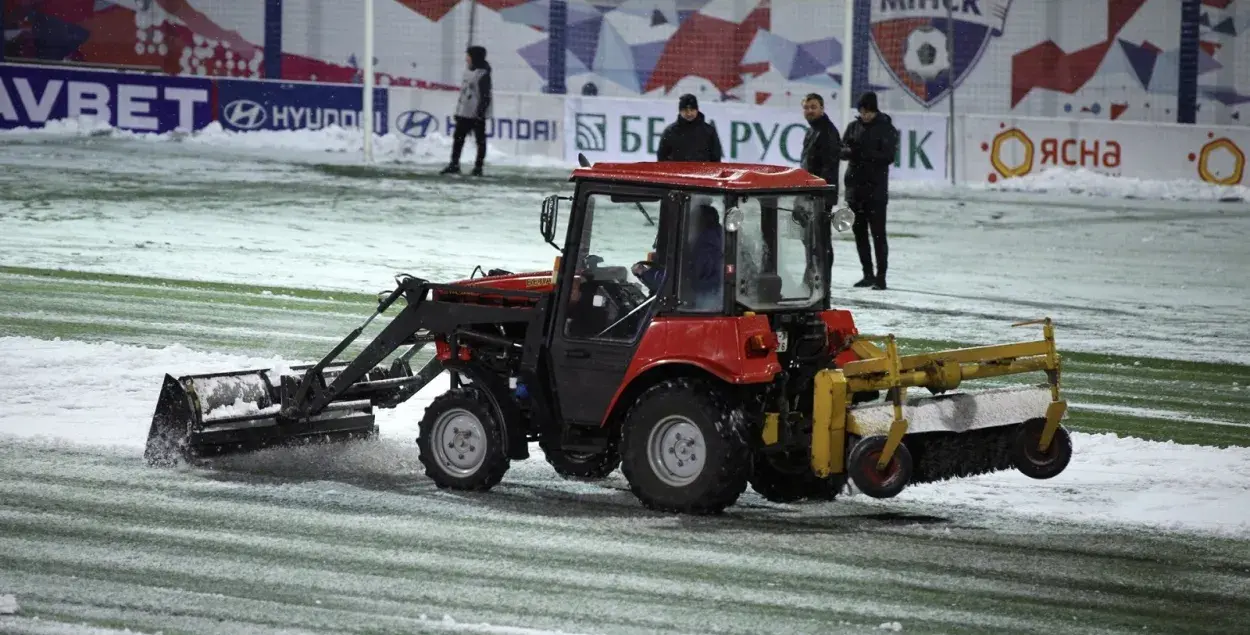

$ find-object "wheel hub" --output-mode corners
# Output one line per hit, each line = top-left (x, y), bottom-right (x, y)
(433, 408), (486, 476)
(647, 415), (706, 487)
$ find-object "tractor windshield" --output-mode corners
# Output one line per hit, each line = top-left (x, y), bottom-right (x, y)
(732, 192), (825, 311)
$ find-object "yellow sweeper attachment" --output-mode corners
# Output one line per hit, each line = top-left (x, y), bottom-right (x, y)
(765, 318), (1071, 499)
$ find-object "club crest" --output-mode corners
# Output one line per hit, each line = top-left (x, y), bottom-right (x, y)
(870, 0), (1013, 108)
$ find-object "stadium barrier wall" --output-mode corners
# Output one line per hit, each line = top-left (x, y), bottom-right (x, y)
(562, 95), (949, 183)
(0, 62), (214, 133)
(2, 63), (1246, 188)
(958, 114), (1250, 188)
(386, 88), (563, 160)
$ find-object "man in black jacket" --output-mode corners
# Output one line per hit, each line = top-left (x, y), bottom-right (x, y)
(656, 94), (723, 162)
(841, 91), (898, 290)
(800, 93), (841, 205)
(441, 45), (492, 176)
(798, 93), (840, 300)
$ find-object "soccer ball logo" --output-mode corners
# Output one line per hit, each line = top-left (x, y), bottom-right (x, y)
(902, 26), (951, 82)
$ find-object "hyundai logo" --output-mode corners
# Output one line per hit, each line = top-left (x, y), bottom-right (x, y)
(396, 109), (437, 139)
(223, 99), (267, 130)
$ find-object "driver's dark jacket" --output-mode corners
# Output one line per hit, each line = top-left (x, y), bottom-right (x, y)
(638, 227), (722, 300)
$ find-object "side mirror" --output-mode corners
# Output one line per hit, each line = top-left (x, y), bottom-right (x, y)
(540, 195), (561, 250)
(831, 207), (854, 233)
(724, 206), (744, 233)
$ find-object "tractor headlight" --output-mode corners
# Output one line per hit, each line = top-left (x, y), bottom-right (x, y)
(832, 207), (854, 233)
(724, 206), (744, 233)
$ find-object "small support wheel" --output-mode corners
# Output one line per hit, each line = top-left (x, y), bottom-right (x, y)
(847, 435), (913, 499)
(1010, 417), (1072, 480)
(417, 387), (510, 491)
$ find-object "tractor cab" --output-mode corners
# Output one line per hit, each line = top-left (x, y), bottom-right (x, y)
(537, 161), (853, 342)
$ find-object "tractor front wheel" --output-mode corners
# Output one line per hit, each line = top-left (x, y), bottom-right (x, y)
(417, 388), (511, 491)
(620, 378), (751, 515)
(847, 435), (913, 499)
(1010, 418), (1072, 480)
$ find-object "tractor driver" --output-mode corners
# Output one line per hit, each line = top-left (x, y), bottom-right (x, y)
(632, 203), (724, 311)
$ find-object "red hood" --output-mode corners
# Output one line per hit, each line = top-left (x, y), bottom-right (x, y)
(450, 270), (555, 294)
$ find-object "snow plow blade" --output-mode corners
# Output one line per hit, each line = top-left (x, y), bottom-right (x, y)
(144, 352), (442, 466)
(802, 318), (1072, 499)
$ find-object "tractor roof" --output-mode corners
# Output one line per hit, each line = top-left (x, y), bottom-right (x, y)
(570, 161), (829, 192)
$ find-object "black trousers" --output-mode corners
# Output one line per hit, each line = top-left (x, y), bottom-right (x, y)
(851, 200), (888, 279)
(450, 116), (487, 168)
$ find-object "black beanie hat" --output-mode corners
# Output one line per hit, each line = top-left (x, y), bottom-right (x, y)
(857, 91), (878, 112)
(678, 93), (698, 110)
(467, 45), (487, 64)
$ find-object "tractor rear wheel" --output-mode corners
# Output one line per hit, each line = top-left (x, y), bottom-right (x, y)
(749, 449), (848, 503)
(619, 378), (750, 514)
(417, 387), (510, 491)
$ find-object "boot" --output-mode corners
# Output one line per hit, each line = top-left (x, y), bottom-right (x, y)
(440, 164), (460, 175)
(853, 274), (875, 287)
(470, 165), (483, 177)
(872, 273), (887, 290)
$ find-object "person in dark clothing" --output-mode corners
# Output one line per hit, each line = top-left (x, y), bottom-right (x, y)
(840, 91), (898, 290)
(441, 45), (492, 176)
(798, 93), (840, 298)
(656, 94), (724, 162)
(633, 203), (723, 310)
(800, 93), (841, 203)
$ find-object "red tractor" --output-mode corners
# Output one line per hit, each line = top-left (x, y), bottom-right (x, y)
(146, 160), (1072, 514)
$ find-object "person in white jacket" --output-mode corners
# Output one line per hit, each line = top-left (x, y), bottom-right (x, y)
(440, 45), (493, 177)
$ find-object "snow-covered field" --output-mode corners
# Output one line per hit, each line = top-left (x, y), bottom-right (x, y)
(4, 335), (1248, 537)
(2, 123), (1249, 634)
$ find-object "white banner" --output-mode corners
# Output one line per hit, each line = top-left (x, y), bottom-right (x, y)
(386, 87), (563, 159)
(564, 96), (948, 182)
(962, 115), (1249, 186)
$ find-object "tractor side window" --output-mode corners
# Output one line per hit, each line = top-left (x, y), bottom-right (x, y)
(735, 194), (823, 311)
(563, 192), (663, 341)
(676, 198), (725, 312)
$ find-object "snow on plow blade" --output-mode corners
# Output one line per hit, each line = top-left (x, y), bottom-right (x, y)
(144, 356), (439, 466)
(805, 318), (1073, 498)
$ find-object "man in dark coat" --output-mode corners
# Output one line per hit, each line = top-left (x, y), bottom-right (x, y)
(441, 45), (492, 176)
(841, 91), (898, 290)
(798, 93), (840, 300)
(800, 93), (841, 203)
(656, 94), (724, 162)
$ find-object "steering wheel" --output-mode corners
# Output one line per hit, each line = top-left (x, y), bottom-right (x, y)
(632, 260), (659, 275)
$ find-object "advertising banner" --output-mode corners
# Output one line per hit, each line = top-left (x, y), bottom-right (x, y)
(0, 63), (212, 133)
(386, 88), (563, 159)
(216, 78), (388, 134)
(964, 115), (1250, 187)
(564, 96), (949, 181)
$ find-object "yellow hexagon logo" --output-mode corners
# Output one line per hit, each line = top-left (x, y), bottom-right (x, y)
(1195, 137), (1245, 186)
(989, 128), (1034, 181)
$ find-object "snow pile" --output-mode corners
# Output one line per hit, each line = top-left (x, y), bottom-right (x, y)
(865, 430), (1250, 538)
(0, 117), (568, 169)
(0, 594), (18, 615)
(964, 166), (1250, 203)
